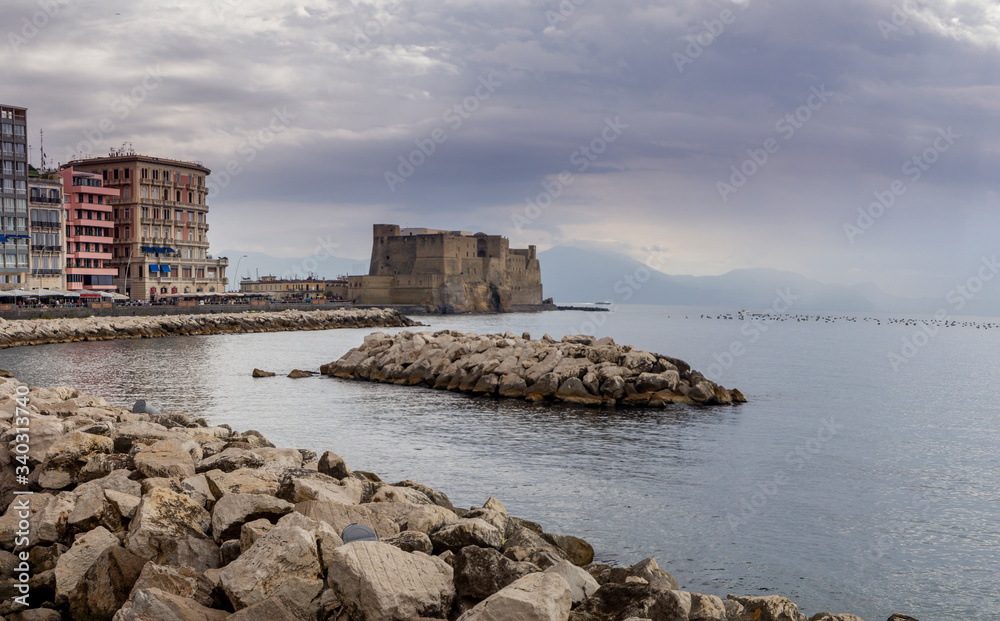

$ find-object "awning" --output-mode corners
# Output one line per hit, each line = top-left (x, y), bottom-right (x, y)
(164, 247), (176, 253)
(149, 265), (159, 272)
(0, 236), (7, 243)
(160, 265), (171, 273)
(141, 246), (155, 253)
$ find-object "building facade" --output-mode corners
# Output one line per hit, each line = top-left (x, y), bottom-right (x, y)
(66, 153), (228, 300)
(59, 167), (118, 292)
(0, 105), (30, 290)
(239, 275), (347, 300)
(28, 171), (65, 290)
(348, 224), (543, 312)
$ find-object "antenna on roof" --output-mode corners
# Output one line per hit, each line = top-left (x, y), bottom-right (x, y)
(39, 129), (47, 170)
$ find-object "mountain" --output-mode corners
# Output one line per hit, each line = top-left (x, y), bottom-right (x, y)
(216, 250), (368, 285)
(538, 246), (1000, 315)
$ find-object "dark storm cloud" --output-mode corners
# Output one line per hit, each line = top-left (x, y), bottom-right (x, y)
(2, 0), (998, 295)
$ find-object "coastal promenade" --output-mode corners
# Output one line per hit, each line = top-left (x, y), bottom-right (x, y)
(0, 308), (417, 349)
(0, 375), (909, 620)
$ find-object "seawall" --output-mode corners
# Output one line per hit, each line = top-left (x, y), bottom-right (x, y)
(0, 308), (419, 349)
(322, 330), (747, 407)
(0, 376), (906, 620)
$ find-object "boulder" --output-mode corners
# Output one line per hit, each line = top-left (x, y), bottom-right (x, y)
(124, 488), (213, 565)
(287, 369), (313, 378)
(133, 439), (201, 479)
(37, 431), (114, 489)
(727, 595), (803, 621)
(555, 377), (602, 406)
(277, 470), (364, 504)
(203, 468), (279, 498)
(210, 493), (293, 542)
(105, 490), (141, 520)
(431, 518), (504, 554)
(125, 562), (215, 609)
(317, 451), (351, 479)
(251, 369), (276, 378)
(66, 545), (147, 621)
(690, 592), (727, 621)
(457, 572), (572, 621)
(382, 530), (433, 554)
(112, 587), (230, 621)
(219, 522), (324, 610)
(453, 545), (541, 601)
(195, 448), (265, 473)
(326, 541), (454, 621)
(294, 499), (400, 540)
(54, 527), (120, 600)
(239, 518), (274, 552)
(544, 559), (599, 605)
(547, 533), (594, 567)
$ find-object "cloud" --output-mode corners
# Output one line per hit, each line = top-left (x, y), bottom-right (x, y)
(2, 0), (998, 297)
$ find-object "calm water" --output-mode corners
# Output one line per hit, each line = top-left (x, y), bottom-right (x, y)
(2, 305), (998, 621)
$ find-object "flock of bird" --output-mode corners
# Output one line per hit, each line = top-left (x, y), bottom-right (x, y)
(684, 312), (1000, 330)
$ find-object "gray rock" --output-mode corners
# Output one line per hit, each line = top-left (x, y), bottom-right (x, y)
(294, 499), (400, 540)
(545, 559), (599, 605)
(124, 488), (213, 565)
(326, 541), (455, 621)
(220, 522), (324, 610)
(317, 451), (351, 479)
(195, 448), (265, 473)
(112, 587), (230, 621)
(456, 572), (572, 621)
(690, 592), (727, 621)
(726, 594), (803, 621)
(453, 545), (541, 600)
(67, 545), (147, 621)
(134, 439), (201, 479)
(431, 518), (504, 554)
(54, 526), (120, 600)
(210, 493), (293, 542)
(239, 518), (274, 553)
(382, 530), (433, 554)
(203, 468), (278, 498)
(37, 431), (114, 489)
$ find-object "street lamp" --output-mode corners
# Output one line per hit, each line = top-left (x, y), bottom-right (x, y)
(233, 254), (247, 292)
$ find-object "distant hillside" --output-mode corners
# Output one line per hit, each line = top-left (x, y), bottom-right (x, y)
(217, 250), (368, 286)
(538, 246), (1000, 315)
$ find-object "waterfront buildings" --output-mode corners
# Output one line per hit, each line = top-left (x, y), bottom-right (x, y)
(66, 153), (228, 300)
(59, 167), (118, 292)
(0, 105), (30, 290)
(239, 275), (346, 300)
(28, 170), (65, 290)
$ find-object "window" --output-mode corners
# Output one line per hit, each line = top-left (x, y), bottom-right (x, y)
(124, 168), (130, 179)
(123, 186), (131, 199)
(152, 188), (159, 200)
(176, 191), (181, 202)
(124, 208), (129, 218)
(141, 207), (149, 218)
(142, 227), (148, 238)
(141, 186), (148, 198)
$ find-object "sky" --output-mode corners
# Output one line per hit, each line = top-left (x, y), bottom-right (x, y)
(3, 0), (999, 298)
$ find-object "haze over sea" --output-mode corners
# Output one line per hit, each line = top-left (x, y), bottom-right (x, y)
(5, 305), (998, 621)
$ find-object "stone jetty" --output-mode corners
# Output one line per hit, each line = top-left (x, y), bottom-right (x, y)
(0, 376), (914, 620)
(322, 330), (747, 407)
(0, 308), (418, 350)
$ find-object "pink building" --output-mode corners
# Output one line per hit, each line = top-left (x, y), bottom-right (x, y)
(59, 167), (119, 292)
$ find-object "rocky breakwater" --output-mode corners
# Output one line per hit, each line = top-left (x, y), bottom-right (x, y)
(0, 376), (901, 621)
(0, 308), (418, 349)
(322, 330), (747, 407)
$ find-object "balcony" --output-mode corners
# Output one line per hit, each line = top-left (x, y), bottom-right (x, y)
(29, 196), (61, 205)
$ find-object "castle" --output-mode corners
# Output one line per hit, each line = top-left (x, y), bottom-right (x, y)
(347, 225), (544, 312)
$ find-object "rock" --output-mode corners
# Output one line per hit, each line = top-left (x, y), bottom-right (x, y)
(555, 377), (602, 406)
(114, 587), (230, 621)
(457, 572), (572, 621)
(886, 615), (920, 621)
(37, 431), (114, 489)
(382, 530), (433, 554)
(544, 559), (599, 605)
(727, 595), (804, 621)
(317, 451), (351, 479)
(393, 479), (454, 509)
(219, 522), (324, 610)
(134, 439), (201, 479)
(251, 369), (276, 377)
(287, 369), (313, 378)
(219, 539), (241, 566)
(277, 469), (364, 504)
(326, 541), (455, 621)
(126, 562), (215, 609)
(195, 448), (265, 473)
(626, 557), (679, 591)
(294, 499), (400, 540)
(54, 526), (120, 600)
(498, 374), (527, 398)
(454, 545), (541, 600)
(105, 489), (141, 520)
(568, 582), (663, 621)
(203, 468), (279, 498)
(239, 518), (274, 552)
(210, 493), (293, 542)
(371, 484), (434, 505)
(690, 592), (727, 620)
(808, 614), (867, 621)
(547, 533), (594, 567)
(67, 545), (147, 621)
(431, 518), (504, 554)
(78, 453), (130, 483)
(124, 488), (213, 565)
(68, 483), (122, 533)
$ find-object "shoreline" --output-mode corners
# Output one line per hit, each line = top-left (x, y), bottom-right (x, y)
(0, 376), (917, 620)
(0, 308), (419, 350)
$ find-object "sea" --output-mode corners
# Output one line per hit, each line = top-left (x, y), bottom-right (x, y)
(3, 304), (998, 621)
